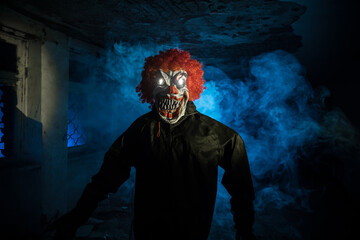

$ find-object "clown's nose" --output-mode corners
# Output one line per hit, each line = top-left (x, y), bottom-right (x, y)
(169, 85), (179, 94)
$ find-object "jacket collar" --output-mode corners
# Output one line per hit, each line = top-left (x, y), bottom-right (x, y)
(185, 101), (198, 116)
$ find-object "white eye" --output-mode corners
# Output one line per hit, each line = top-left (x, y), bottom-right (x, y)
(175, 75), (186, 88)
(178, 78), (184, 85)
(158, 78), (165, 85)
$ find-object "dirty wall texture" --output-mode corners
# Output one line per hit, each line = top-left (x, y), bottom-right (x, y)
(0, 6), (72, 238)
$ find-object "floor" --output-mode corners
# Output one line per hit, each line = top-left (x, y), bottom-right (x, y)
(73, 196), (133, 240)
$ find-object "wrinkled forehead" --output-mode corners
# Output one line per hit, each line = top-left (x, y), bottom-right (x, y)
(159, 69), (187, 79)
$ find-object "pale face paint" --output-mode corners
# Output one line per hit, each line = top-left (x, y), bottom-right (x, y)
(153, 69), (189, 124)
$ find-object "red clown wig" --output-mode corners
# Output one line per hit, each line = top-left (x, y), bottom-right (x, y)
(136, 48), (205, 104)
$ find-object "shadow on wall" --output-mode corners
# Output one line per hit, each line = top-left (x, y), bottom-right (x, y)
(0, 103), (105, 239)
(0, 107), (42, 239)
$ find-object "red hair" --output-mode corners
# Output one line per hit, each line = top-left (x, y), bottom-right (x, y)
(136, 48), (205, 104)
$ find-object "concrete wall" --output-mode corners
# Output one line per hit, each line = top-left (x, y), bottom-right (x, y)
(0, 7), (44, 238)
(0, 6), (104, 238)
(40, 33), (69, 222)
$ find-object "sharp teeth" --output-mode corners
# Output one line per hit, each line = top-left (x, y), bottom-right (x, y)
(159, 98), (183, 110)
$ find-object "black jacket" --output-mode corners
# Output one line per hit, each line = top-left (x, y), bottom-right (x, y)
(64, 101), (255, 240)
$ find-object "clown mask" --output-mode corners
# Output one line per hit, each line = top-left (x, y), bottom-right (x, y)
(153, 69), (189, 124)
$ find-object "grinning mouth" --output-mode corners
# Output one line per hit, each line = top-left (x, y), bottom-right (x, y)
(157, 96), (184, 119)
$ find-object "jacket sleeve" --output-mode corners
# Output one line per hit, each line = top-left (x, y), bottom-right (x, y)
(72, 133), (133, 224)
(54, 125), (136, 237)
(219, 133), (255, 237)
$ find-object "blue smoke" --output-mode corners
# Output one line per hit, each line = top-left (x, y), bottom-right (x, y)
(85, 42), (167, 144)
(196, 51), (359, 239)
(82, 44), (359, 239)
(198, 51), (317, 188)
(196, 51), (319, 239)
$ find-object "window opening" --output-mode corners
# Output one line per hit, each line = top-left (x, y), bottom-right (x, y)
(0, 85), (16, 157)
(67, 92), (87, 147)
(0, 40), (18, 73)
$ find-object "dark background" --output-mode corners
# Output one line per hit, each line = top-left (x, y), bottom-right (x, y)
(0, 0), (359, 239)
(291, 0), (360, 128)
(291, 2), (360, 237)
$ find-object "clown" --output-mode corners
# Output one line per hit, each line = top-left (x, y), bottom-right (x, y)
(137, 48), (206, 125)
(53, 49), (256, 240)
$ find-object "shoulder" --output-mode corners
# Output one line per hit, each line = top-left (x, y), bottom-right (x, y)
(133, 111), (155, 124)
(122, 111), (155, 136)
(195, 112), (242, 141)
(112, 111), (154, 148)
(130, 110), (155, 126)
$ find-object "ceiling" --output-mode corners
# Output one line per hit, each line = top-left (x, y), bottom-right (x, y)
(2, 0), (306, 79)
